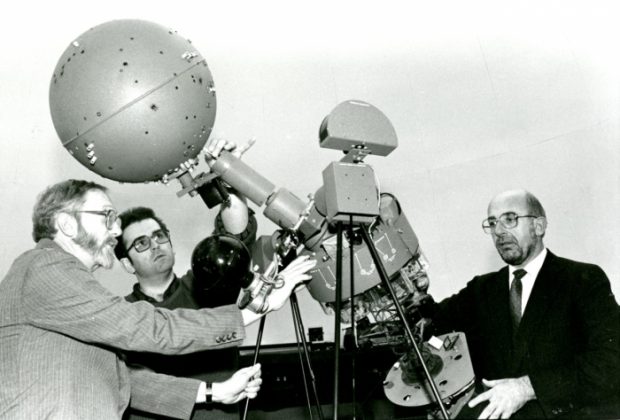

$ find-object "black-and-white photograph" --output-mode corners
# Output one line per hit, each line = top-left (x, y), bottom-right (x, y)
(1, 1), (618, 419)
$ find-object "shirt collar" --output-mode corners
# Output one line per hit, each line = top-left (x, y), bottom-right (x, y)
(132, 275), (180, 303)
(509, 247), (547, 280)
(36, 238), (59, 250)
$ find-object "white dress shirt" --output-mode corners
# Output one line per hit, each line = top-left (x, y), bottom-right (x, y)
(508, 248), (548, 316)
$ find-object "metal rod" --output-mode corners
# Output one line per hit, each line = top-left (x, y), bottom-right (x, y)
(291, 296), (314, 419)
(332, 222), (343, 419)
(360, 228), (450, 420)
(242, 315), (267, 420)
(291, 293), (325, 420)
(348, 218), (357, 419)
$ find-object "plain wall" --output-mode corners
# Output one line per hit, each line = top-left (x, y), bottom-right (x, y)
(0, 1), (618, 346)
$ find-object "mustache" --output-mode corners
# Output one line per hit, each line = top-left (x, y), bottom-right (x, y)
(495, 234), (516, 246)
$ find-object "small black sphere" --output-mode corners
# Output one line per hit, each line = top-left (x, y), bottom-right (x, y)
(191, 235), (253, 307)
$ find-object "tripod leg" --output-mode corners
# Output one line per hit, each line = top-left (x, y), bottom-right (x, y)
(348, 217), (358, 419)
(290, 293), (325, 420)
(360, 228), (450, 420)
(242, 315), (267, 420)
(332, 222), (343, 420)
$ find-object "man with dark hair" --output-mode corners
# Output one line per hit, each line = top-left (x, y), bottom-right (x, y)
(114, 138), (262, 420)
(422, 189), (619, 418)
(115, 204), (255, 420)
(0, 178), (314, 420)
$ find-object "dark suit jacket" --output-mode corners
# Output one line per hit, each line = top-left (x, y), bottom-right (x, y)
(431, 250), (619, 418)
(0, 239), (244, 420)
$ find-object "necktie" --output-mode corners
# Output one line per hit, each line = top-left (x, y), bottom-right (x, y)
(509, 269), (527, 327)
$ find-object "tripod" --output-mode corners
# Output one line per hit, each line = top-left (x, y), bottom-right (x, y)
(242, 292), (325, 420)
(331, 218), (451, 420)
(177, 99), (449, 419)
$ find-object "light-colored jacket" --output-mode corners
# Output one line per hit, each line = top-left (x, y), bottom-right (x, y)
(0, 239), (244, 420)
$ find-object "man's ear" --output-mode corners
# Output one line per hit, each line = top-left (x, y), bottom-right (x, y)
(56, 212), (78, 238)
(120, 257), (136, 275)
(534, 217), (547, 237)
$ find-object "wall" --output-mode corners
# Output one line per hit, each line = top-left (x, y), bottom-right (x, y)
(0, 1), (618, 346)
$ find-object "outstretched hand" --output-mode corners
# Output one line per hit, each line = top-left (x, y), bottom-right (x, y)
(162, 137), (255, 184)
(213, 364), (262, 404)
(468, 376), (535, 419)
(204, 137), (255, 166)
(266, 255), (316, 311)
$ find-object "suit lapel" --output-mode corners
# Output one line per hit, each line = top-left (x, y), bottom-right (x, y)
(512, 251), (560, 370)
(485, 267), (516, 364)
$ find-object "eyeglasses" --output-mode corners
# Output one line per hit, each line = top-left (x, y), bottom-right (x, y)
(127, 229), (170, 253)
(482, 212), (539, 234)
(74, 209), (119, 230)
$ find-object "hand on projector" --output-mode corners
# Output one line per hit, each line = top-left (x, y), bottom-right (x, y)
(212, 364), (262, 404)
(163, 137), (257, 183)
(266, 255), (316, 311)
(204, 137), (256, 167)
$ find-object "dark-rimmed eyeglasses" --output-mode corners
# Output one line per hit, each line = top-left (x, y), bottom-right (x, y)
(74, 209), (119, 230)
(127, 229), (170, 253)
(482, 212), (539, 234)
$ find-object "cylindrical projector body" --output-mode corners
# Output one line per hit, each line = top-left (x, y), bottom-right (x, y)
(209, 151), (275, 205)
(264, 189), (307, 230)
(210, 151), (323, 246)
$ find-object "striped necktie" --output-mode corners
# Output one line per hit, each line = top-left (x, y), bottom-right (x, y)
(510, 269), (527, 327)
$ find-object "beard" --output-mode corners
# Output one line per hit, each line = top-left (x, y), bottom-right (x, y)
(494, 237), (526, 266)
(74, 223), (117, 269)
(497, 246), (524, 265)
(494, 225), (539, 266)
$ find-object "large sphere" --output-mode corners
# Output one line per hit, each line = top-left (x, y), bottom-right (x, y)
(49, 19), (216, 183)
(191, 235), (253, 307)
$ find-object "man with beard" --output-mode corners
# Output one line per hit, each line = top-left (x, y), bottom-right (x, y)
(419, 189), (619, 419)
(0, 179), (315, 420)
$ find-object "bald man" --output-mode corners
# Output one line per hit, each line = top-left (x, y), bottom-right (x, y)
(424, 190), (619, 419)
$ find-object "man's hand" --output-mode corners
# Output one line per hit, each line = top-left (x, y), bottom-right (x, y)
(266, 255), (316, 311)
(204, 137), (255, 167)
(468, 376), (536, 419)
(162, 137), (256, 185)
(240, 255), (316, 325)
(212, 364), (262, 404)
